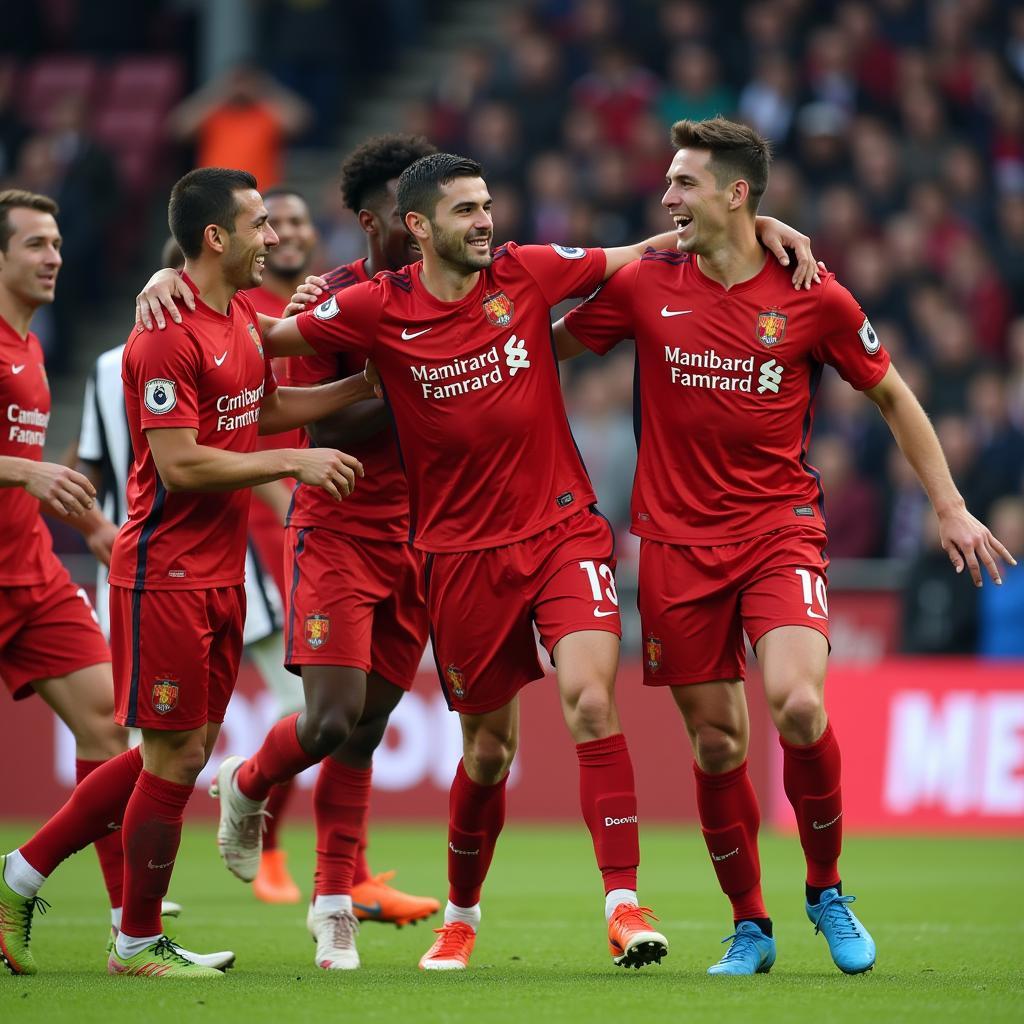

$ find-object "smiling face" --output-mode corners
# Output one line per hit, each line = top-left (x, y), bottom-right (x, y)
(0, 207), (62, 309)
(264, 192), (316, 279)
(221, 188), (279, 289)
(661, 148), (738, 255)
(413, 176), (494, 275)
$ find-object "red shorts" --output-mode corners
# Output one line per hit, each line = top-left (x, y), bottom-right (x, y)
(427, 507), (621, 715)
(0, 567), (110, 699)
(284, 528), (428, 691)
(110, 584), (245, 730)
(639, 524), (830, 686)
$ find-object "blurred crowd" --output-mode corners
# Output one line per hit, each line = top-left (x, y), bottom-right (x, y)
(1, 0), (1022, 654)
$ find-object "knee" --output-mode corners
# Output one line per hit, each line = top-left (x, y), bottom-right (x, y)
(155, 736), (208, 786)
(303, 707), (358, 759)
(344, 712), (390, 761)
(692, 721), (746, 774)
(563, 681), (618, 742)
(464, 729), (517, 784)
(771, 685), (826, 745)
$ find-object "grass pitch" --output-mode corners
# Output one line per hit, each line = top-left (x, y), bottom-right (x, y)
(0, 823), (1020, 1023)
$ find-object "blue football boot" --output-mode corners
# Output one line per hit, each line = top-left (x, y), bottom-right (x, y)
(707, 920), (776, 975)
(806, 888), (876, 974)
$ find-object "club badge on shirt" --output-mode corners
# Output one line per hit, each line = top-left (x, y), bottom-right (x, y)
(144, 378), (177, 414)
(482, 291), (514, 328)
(247, 322), (264, 356)
(756, 310), (788, 348)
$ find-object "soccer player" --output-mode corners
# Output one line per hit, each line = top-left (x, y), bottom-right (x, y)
(0, 168), (373, 978)
(0, 188), (161, 975)
(555, 117), (1016, 976)
(225, 152), (819, 972)
(136, 140), (444, 966)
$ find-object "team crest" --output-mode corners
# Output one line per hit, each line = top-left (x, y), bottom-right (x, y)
(445, 665), (466, 699)
(756, 310), (787, 348)
(482, 291), (514, 328)
(304, 612), (330, 650)
(247, 322), (264, 356)
(645, 635), (662, 674)
(151, 679), (179, 715)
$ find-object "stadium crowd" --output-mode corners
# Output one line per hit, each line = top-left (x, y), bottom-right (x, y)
(1, 0), (1022, 655)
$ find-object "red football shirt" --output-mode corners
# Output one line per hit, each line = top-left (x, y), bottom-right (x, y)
(242, 282), (301, 593)
(287, 258), (410, 542)
(296, 242), (607, 552)
(109, 276), (277, 590)
(0, 315), (60, 586)
(564, 250), (891, 544)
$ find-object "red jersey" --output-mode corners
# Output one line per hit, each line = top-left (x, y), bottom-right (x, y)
(242, 282), (301, 589)
(564, 250), (891, 544)
(0, 316), (59, 586)
(296, 242), (607, 552)
(287, 258), (409, 542)
(109, 276), (277, 590)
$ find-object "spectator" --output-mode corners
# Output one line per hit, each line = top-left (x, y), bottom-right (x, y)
(168, 64), (312, 190)
(656, 43), (734, 128)
(977, 497), (1024, 658)
(810, 434), (882, 558)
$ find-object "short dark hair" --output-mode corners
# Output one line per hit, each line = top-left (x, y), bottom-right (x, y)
(670, 117), (772, 210)
(396, 152), (483, 222)
(0, 189), (59, 252)
(262, 185), (309, 206)
(340, 134), (438, 213)
(168, 167), (258, 259)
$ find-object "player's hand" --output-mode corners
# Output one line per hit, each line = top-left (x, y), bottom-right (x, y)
(24, 462), (96, 516)
(938, 505), (1017, 587)
(85, 518), (119, 567)
(364, 359), (383, 399)
(135, 268), (195, 331)
(291, 447), (364, 501)
(757, 217), (823, 290)
(284, 275), (328, 318)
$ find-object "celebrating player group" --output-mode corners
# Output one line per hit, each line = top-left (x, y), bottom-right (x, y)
(0, 115), (1013, 980)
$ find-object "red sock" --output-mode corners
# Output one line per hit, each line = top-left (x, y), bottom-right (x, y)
(448, 759), (506, 908)
(20, 747), (143, 879)
(577, 733), (639, 894)
(119, 771), (193, 939)
(75, 758), (127, 908)
(352, 833), (370, 886)
(694, 760), (767, 921)
(236, 713), (313, 802)
(781, 721), (843, 889)
(313, 758), (372, 895)
(262, 780), (295, 852)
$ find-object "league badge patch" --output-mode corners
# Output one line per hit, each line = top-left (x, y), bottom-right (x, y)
(858, 316), (880, 355)
(645, 635), (662, 674)
(445, 665), (466, 699)
(482, 291), (514, 328)
(247, 322), (264, 356)
(143, 378), (177, 415)
(304, 612), (330, 650)
(756, 310), (788, 348)
(550, 244), (586, 260)
(152, 679), (179, 715)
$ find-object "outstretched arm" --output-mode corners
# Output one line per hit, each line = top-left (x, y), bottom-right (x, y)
(257, 373), (376, 435)
(866, 365), (1016, 585)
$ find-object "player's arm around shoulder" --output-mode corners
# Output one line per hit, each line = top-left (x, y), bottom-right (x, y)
(865, 363), (1017, 587)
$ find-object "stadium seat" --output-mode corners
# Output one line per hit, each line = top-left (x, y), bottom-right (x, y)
(104, 56), (184, 115)
(22, 56), (99, 129)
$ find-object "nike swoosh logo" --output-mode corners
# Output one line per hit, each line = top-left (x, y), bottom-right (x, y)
(660, 307), (692, 317)
(147, 859), (175, 870)
(11, 364), (25, 374)
(352, 900), (383, 917)
(806, 609), (828, 620)
(711, 847), (740, 861)
(214, 352), (228, 366)
(401, 327), (432, 340)
(593, 608), (617, 618)
(812, 812), (842, 830)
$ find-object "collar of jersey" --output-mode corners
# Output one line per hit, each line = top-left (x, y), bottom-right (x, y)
(181, 271), (236, 322)
(409, 261), (487, 312)
(689, 248), (775, 296)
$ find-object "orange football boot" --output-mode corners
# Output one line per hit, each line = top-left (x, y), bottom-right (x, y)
(253, 849), (301, 904)
(418, 921), (476, 970)
(607, 904), (668, 969)
(351, 870), (440, 927)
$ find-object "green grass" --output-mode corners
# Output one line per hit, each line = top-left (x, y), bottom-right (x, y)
(0, 823), (1021, 1023)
